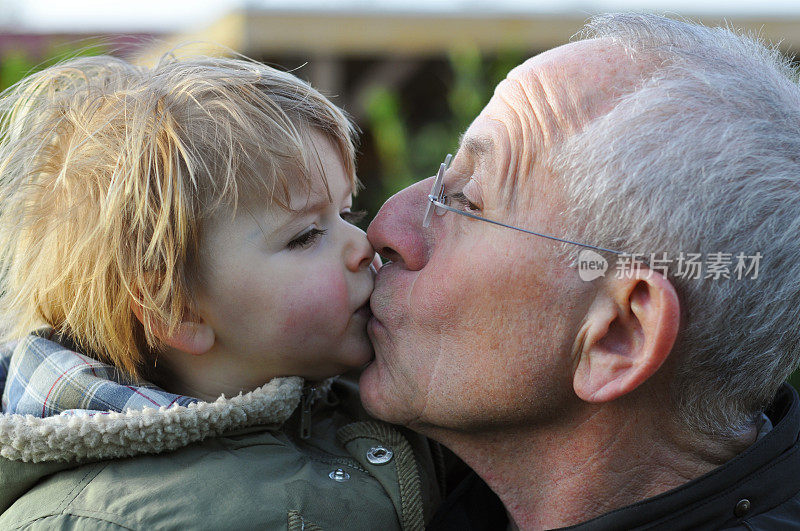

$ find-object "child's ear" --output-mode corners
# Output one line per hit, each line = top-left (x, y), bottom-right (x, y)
(130, 301), (215, 356)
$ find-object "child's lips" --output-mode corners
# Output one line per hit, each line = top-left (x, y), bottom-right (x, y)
(354, 300), (372, 320)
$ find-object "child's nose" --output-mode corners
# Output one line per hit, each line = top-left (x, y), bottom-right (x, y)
(345, 224), (375, 273)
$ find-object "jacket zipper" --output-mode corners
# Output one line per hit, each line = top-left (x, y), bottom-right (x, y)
(300, 385), (315, 440)
(296, 385), (366, 473)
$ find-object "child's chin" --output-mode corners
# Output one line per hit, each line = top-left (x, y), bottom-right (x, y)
(341, 341), (375, 371)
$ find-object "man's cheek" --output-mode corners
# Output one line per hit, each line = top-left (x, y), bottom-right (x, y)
(410, 261), (489, 326)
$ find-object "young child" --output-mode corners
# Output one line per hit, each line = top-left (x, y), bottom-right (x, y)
(0, 55), (441, 529)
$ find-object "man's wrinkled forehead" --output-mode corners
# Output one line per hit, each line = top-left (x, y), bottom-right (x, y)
(462, 39), (641, 202)
(502, 38), (640, 136)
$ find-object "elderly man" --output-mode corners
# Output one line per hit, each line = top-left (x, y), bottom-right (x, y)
(363, 13), (800, 530)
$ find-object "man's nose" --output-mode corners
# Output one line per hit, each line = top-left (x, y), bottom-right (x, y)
(367, 177), (434, 271)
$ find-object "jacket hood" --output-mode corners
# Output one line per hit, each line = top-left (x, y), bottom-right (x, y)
(0, 330), (315, 513)
(0, 330), (311, 463)
(0, 376), (306, 513)
(1, 377), (304, 462)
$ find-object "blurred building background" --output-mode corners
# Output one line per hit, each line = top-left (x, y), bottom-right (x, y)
(4, 3), (800, 214)
(2, 2), (800, 386)
(128, 7), (800, 211)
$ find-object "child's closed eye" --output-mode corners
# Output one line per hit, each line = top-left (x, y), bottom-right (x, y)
(287, 227), (327, 250)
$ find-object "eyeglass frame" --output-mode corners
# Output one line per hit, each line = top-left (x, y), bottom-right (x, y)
(423, 153), (624, 256)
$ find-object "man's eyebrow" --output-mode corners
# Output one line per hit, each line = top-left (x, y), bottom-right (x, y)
(457, 134), (494, 161)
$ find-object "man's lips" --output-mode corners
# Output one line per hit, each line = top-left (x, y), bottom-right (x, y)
(369, 261), (390, 307)
(366, 294), (389, 346)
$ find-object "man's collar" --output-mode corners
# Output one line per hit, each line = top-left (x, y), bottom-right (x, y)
(561, 383), (800, 530)
(429, 384), (800, 531)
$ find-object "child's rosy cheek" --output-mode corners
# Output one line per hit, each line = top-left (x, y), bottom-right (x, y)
(281, 272), (349, 330)
(309, 273), (349, 316)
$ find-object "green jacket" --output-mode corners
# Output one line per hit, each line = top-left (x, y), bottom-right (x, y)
(0, 375), (443, 530)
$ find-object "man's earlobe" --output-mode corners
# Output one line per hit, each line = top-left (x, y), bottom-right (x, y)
(130, 301), (215, 356)
(573, 269), (680, 403)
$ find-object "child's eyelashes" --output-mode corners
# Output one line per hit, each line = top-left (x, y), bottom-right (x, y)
(286, 209), (366, 250)
(287, 227), (327, 250)
(341, 209), (367, 225)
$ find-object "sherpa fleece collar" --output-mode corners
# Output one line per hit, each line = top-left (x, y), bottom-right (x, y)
(0, 330), (315, 463)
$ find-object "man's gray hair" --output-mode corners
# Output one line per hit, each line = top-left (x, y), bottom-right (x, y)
(552, 13), (800, 437)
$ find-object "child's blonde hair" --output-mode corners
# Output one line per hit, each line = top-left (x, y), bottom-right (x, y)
(0, 54), (358, 378)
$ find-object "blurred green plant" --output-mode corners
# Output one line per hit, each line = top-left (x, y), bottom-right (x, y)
(365, 86), (413, 191)
(0, 51), (35, 91)
(365, 46), (525, 199)
(790, 370), (800, 392)
(0, 40), (107, 91)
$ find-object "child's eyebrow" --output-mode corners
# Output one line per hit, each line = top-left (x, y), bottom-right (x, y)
(247, 184), (354, 242)
(242, 204), (296, 243)
(299, 194), (331, 214)
(299, 183), (353, 213)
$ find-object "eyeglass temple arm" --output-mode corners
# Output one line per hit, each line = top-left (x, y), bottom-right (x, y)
(428, 197), (624, 256)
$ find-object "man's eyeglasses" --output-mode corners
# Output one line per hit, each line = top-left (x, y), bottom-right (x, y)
(423, 154), (624, 256)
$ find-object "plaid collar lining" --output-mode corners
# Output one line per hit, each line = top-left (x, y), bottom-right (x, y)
(1, 330), (197, 417)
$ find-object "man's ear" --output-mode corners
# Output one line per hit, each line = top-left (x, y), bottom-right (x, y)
(130, 301), (215, 356)
(573, 267), (680, 403)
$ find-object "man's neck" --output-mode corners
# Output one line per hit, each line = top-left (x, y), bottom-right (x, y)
(432, 405), (756, 530)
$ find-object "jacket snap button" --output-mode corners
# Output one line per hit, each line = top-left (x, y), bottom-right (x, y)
(329, 468), (350, 482)
(734, 498), (751, 517)
(366, 445), (393, 465)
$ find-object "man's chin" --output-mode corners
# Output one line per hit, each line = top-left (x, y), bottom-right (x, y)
(357, 360), (400, 422)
